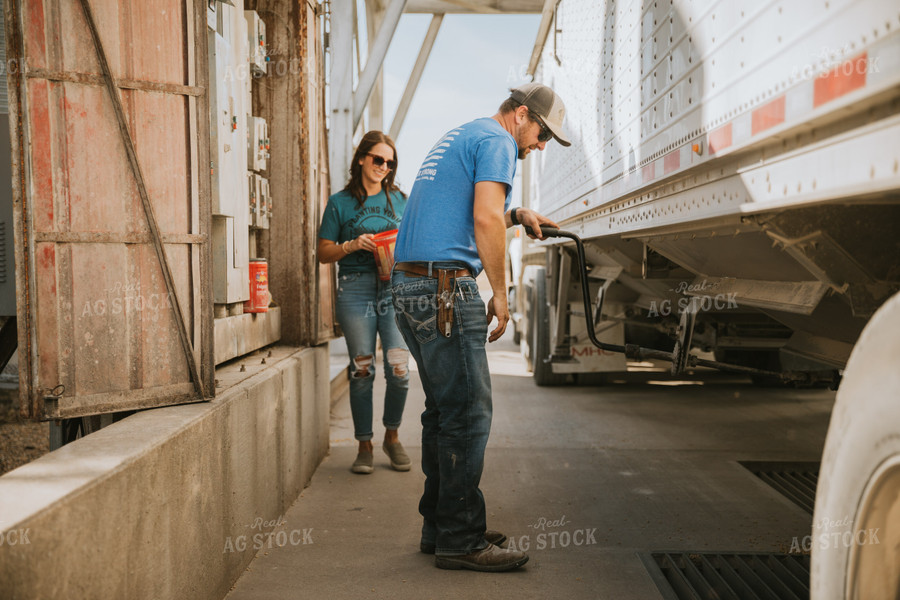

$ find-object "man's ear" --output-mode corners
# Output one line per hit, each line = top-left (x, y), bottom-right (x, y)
(515, 105), (529, 123)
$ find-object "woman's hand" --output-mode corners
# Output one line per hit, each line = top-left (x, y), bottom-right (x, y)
(349, 233), (376, 253)
(317, 234), (378, 264)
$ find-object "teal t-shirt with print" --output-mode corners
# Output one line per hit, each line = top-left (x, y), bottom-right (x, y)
(319, 189), (407, 274)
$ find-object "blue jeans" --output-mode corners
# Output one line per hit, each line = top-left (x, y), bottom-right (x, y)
(391, 264), (492, 555)
(336, 270), (410, 441)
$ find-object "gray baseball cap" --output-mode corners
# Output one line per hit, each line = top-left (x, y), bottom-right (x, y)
(509, 83), (571, 147)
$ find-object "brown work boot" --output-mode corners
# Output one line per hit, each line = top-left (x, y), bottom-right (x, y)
(420, 530), (508, 554)
(435, 543), (528, 572)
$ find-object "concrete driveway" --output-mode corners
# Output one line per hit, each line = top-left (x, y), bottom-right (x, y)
(225, 329), (833, 599)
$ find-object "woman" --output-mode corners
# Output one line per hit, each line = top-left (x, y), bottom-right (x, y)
(318, 131), (411, 474)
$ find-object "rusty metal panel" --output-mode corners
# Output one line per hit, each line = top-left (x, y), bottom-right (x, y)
(308, 3), (336, 343)
(6, 0), (213, 419)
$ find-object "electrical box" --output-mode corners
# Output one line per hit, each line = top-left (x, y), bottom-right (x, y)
(259, 176), (271, 228)
(208, 7), (251, 304)
(249, 173), (270, 230)
(211, 32), (241, 216)
(247, 115), (268, 172)
(212, 215), (249, 303)
(244, 10), (267, 76)
(248, 173), (260, 228)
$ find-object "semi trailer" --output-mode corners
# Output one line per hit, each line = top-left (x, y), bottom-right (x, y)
(513, 0), (900, 597)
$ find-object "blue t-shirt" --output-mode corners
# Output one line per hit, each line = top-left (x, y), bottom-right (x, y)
(394, 118), (517, 275)
(319, 189), (407, 274)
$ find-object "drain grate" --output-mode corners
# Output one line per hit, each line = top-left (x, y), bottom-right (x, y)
(641, 552), (810, 600)
(740, 461), (819, 515)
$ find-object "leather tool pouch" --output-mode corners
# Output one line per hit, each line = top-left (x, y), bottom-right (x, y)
(437, 270), (455, 338)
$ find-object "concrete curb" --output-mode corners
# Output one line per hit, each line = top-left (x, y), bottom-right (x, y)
(0, 345), (330, 600)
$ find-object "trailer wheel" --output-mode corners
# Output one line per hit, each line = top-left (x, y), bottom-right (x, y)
(811, 291), (900, 600)
(532, 268), (568, 386)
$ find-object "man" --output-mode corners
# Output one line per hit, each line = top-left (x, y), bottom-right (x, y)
(390, 83), (571, 572)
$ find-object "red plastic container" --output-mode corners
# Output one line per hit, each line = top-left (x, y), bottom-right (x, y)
(372, 229), (398, 281)
(244, 258), (269, 313)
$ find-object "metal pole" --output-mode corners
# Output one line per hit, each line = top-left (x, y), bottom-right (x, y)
(527, 0), (557, 77)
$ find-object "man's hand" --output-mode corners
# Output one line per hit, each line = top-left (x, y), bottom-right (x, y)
(486, 294), (510, 343)
(473, 181), (511, 343)
(508, 208), (560, 239)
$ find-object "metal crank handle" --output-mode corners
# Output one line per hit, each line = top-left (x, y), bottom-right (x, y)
(525, 225), (563, 238)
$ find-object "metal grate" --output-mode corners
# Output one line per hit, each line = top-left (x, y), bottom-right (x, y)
(740, 461), (819, 515)
(641, 552), (810, 600)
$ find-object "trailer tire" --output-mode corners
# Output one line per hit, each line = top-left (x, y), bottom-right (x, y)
(811, 291), (900, 600)
(532, 268), (568, 386)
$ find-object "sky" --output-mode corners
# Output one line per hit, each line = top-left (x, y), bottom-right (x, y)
(375, 13), (542, 198)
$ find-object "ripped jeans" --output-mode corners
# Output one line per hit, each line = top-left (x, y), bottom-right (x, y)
(336, 270), (409, 441)
(391, 264), (492, 555)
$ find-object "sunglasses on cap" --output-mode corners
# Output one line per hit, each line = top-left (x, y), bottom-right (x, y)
(529, 111), (553, 143)
(367, 153), (396, 170)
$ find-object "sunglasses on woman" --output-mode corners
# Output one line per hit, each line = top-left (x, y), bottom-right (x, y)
(367, 153), (396, 170)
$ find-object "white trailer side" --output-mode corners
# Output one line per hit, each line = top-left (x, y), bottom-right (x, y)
(516, 1), (900, 596)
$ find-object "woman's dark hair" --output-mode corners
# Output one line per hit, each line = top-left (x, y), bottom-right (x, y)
(344, 130), (402, 215)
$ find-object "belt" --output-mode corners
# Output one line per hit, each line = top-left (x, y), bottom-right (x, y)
(394, 262), (467, 338)
(394, 262), (472, 279)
